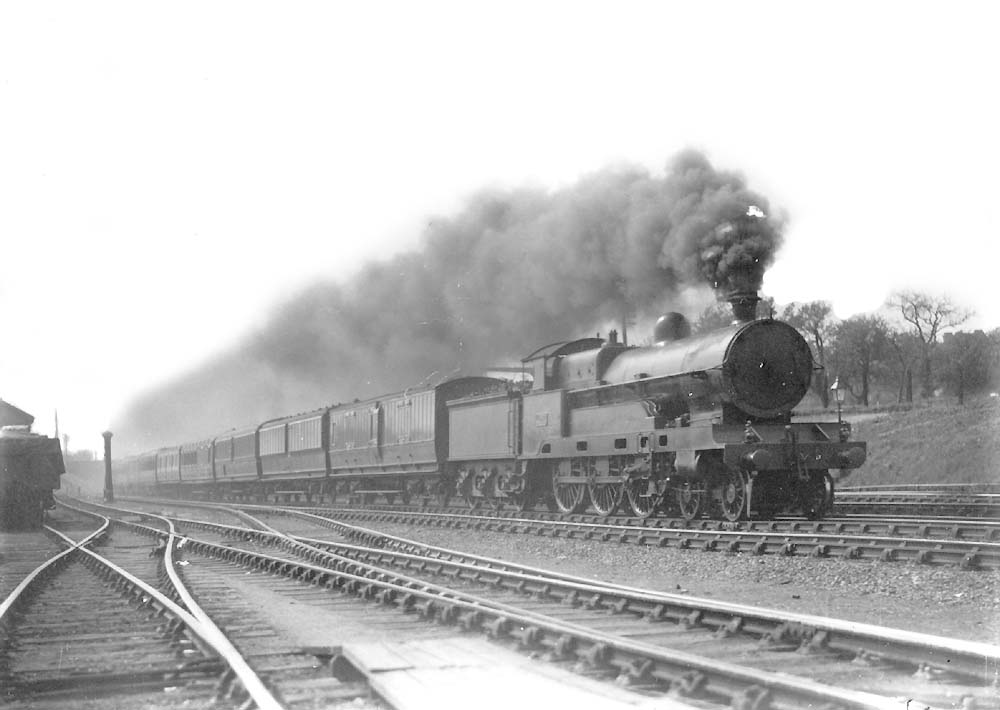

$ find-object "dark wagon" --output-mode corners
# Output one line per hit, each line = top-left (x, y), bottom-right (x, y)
(0, 430), (64, 530)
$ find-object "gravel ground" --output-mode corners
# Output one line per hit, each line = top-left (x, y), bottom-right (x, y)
(358, 521), (1000, 644)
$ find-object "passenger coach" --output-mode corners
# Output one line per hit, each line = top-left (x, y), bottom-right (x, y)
(129, 376), (505, 504)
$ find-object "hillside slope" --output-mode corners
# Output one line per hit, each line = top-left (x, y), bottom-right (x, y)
(839, 398), (1000, 486)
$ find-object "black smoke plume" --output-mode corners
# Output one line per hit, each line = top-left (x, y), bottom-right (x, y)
(113, 150), (784, 451)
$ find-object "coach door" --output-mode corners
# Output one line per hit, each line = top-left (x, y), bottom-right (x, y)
(369, 404), (383, 462)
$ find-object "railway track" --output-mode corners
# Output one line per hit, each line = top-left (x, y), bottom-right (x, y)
(123, 486), (1000, 531)
(64, 497), (1000, 709)
(220, 502), (1000, 570)
(120, 480), (1000, 519)
(833, 490), (1000, 518)
(125, 498), (1000, 569)
(376, 504), (1000, 542)
(346, 504), (1000, 542)
(0, 509), (282, 708)
(1, 505), (380, 709)
(0, 528), (68, 603)
(839, 484), (1000, 495)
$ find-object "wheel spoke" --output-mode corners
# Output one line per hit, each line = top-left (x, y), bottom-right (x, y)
(587, 483), (622, 517)
(553, 485), (579, 513)
(676, 482), (703, 520)
(718, 469), (748, 522)
(551, 461), (590, 514)
(626, 479), (660, 518)
(554, 483), (586, 513)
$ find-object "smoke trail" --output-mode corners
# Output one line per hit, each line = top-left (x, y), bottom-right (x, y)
(113, 150), (784, 451)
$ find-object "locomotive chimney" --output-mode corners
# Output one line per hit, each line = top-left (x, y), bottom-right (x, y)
(727, 291), (761, 322)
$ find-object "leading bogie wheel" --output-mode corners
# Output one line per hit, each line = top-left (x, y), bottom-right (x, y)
(717, 469), (748, 522)
(676, 481), (704, 521)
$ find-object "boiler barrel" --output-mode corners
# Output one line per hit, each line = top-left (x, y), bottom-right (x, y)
(600, 319), (813, 418)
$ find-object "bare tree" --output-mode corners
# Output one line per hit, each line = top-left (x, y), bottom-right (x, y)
(887, 329), (919, 403)
(692, 301), (732, 333)
(887, 291), (973, 398)
(782, 301), (835, 407)
(829, 315), (891, 406)
(759, 295), (777, 319)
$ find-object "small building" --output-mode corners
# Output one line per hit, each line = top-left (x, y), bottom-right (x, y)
(0, 400), (34, 429)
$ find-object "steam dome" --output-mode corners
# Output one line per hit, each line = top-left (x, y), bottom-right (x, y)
(653, 313), (691, 343)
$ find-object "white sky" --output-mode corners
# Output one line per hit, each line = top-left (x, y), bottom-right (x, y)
(2, 2), (998, 453)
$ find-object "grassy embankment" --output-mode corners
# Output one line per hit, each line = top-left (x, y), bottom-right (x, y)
(836, 397), (1000, 486)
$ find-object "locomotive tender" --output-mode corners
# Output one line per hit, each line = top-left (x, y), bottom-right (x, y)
(0, 427), (65, 530)
(118, 292), (866, 521)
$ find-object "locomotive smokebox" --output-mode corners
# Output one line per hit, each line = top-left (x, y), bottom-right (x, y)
(727, 291), (761, 322)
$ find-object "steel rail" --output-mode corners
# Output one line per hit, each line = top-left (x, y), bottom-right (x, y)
(54, 501), (285, 710)
(839, 483), (1000, 494)
(838, 498), (1000, 506)
(115, 495), (1000, 566)
(71, 498), (1000, 695)
(254, 504), (1000, 569)
(0, 520), (108, 621)
(100, 517), (917, 709)
(830, 515), (1000, 542)
(219, 495), (1000, 541)
(258, 506), (1000, 685)
(117, 493), (1000, 543)
(834, 500), (999, 518)
(301, 504), (1000, 542)
(836, 491), (1000, 513)
(79, 496), (1000, 682)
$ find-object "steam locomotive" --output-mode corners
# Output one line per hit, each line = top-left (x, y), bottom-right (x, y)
(117, 290), (866, 522)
